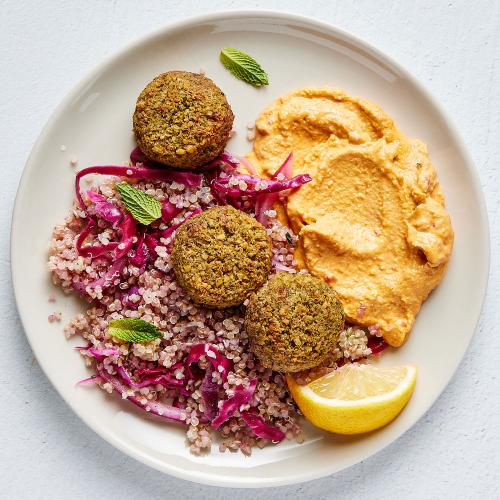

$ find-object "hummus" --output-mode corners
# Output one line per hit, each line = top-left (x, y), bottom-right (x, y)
(248, 88), (453, 347)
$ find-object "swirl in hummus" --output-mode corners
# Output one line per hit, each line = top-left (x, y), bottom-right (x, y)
(248, 88), (454, 347)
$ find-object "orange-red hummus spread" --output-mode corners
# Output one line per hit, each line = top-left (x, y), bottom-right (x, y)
(248, 88), (453, 347)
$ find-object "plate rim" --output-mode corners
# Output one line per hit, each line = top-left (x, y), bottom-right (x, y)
(11, 9), (491, 488)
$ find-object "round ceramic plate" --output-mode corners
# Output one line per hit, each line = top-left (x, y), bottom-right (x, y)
(11, 10), (489, 488)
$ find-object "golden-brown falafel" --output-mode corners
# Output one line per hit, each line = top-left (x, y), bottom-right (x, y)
(133, 71), (234, 169)
(245, 272), (344, 372)
(171, 206), (272, 308)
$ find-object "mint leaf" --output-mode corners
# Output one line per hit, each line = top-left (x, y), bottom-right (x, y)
(116, 182), (161, 225)
(108, 318), (162, 343)
(220, 47), (269, 87)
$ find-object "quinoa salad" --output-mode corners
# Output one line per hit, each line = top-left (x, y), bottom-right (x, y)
(48, 146), (385, 455)
(44, 68), (439, 457)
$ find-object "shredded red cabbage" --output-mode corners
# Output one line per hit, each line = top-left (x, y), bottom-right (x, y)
(251, 153), (295, 222)
(135, 365), (175, 380)
(205, 168), (228, 206)
(186, 343), (233, 382)
(91, 257), (126, 289)
(76, 212), (136, 261)
(161, 200), (183, 223)
(113, 213), (137, 259)
(86, 190), (122, 223)
(367, 336), (388, 355)
(151, 208), (202, 241)
(75, 218), (117, 259)
(237, 156), (258, 175)
(73, 257), (126, 294)
(75, 164), (203, 211)
(97, 366), (185, 422)
(78, 346), (119, 360)
(127, 234), (149, 269)
(211, 379), (258, 429)
(185, 344), (234, 422)
(130, 147), (156, 168)
(200, 365), (220, 421)
(201, 151), (240, 172)
(273, 152), (293, 179)
(75, 375), (103, 387)
(240, 411), (285, 442)
(121, 285), (140, 308)
(113, 364), (185, 390)
(272, 152), (293, 179)
(203, 151), (241, 205)
(254, 194), (277, 223)
(171, 398), (187, 410)
(142, 234), (158, 260)
(212, 173), (311, 197)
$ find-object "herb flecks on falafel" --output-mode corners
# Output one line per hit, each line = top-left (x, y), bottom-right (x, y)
(171, 206), (272, 308)
(245, 273), (344, 373)
(133, 71), (234, 169)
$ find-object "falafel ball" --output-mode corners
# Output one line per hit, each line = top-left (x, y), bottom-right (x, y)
(171, 206), (272, 308)
(133, 71), (234, 169)
(245, 273), (344, 373)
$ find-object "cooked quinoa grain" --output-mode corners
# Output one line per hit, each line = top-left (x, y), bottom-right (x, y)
(133, 71), (234, 168)
(245, 273), (345, 372)
(171, 206), (272, 308)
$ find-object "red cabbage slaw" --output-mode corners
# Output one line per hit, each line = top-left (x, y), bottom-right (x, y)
(200, 364), (220, 421)
(75, 212), (136, 260)
(254, 152), (294, 222)
(86, 190), (122, 223)
(114, 363), (186, 391)
(75, 375), (103, 387)
(73, 169), (203, 294)
(186, 343), (233, 381)
(79, 342), (284, 441)
(97, 365), (185, 422)
(75, 345), (119, 360)
(74, 149), (305, 279)
(150, 208), (202, 241)
(74, 148), (303, 262)
(186, 351), (281, 441)
(204, 151), (309, 219)
(212, 172), (311, 197)
(367, 336), (388, 355)
(75, 164), (202, 210)
(74, 164), (200, 271)
(71, 148), (309, 442)
(200, 151), (240, 172)
(211, 379), (257, 428)
(240, 411), (285, 442)
(161, 200), (183, 222)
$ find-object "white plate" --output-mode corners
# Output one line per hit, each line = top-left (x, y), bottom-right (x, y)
(11, 10), (489, 488)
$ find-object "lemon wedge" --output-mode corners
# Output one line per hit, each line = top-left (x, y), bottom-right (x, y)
(287, 363), (417, 434)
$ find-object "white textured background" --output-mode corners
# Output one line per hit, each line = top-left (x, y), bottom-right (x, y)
(1, 1), (499, 498)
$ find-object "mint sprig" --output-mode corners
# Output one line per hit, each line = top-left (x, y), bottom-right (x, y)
(220, 47), (269, 87)
(116, 182), (161, 225)
(108, 318), (163, 343)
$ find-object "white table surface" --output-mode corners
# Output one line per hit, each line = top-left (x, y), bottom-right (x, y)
(1, 1), (499, 498)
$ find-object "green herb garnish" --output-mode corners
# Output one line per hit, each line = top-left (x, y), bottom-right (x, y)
(108, 318), (162, 343)
(116, 182), (161, 225)
(286, 232), (293, 244)
(220, 47), (269, 87)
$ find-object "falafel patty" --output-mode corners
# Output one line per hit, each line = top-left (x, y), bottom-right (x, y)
(133, 71), (234, 169)
(171, 206), (272, 308)
(245, 273), (344, 373)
